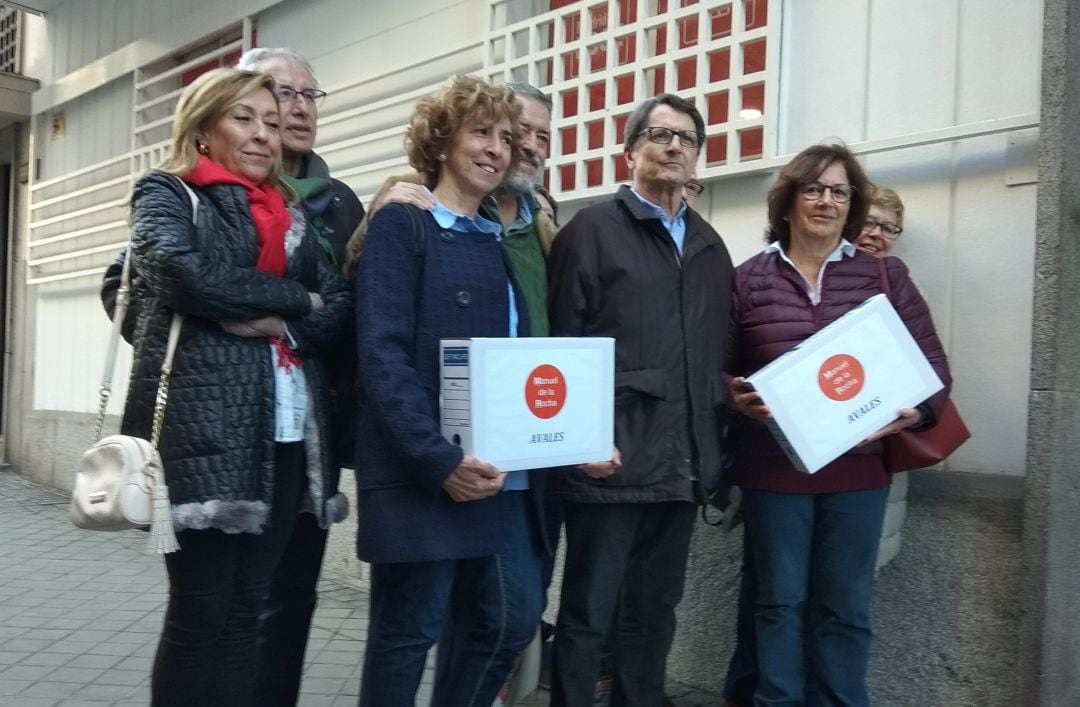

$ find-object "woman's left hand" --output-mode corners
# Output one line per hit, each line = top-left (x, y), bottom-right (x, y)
(863, 407), (921, 443)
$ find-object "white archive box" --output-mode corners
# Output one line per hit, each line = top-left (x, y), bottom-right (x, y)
(440, 337), (615, 472)
(746, 294), (943, 475)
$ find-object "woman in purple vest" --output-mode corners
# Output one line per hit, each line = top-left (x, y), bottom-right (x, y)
(724, 143), (951, 707)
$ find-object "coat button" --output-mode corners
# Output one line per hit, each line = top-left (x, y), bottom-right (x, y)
(440, 231), (455, 242)
(455, 290), (472, 306)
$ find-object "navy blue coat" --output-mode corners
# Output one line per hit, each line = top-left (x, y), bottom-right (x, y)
(354, 204), (550, 564)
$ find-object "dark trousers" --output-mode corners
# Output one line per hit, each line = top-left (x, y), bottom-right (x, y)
(742, 487), (888, 707)
(358, 491), (545, 707)
(253, 510), (329, 706)
(551, 501), (696, 707)
(151, 443), (307, 707)
(723, 529), (759, 707)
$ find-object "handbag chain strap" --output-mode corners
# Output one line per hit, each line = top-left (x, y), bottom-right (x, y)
(94, 178), (198, 442)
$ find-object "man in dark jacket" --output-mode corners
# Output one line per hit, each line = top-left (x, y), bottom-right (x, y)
(235, 47), (364, 707)
(547, 93), (734, 707)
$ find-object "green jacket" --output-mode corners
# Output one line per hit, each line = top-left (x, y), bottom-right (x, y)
(483, 194), (552, 337)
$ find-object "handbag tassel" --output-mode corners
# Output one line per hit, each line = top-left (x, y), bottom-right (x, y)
(148, 482), (180, 554)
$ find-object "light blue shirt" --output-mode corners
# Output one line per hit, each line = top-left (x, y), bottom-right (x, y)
(764, 239), (856, 305)
(630, 186), (689, 254)
(427, 190), (518, 337)
(429, 192), (528, 491)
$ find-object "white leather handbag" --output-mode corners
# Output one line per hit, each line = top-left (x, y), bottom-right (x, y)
(70, 179), (199, 554)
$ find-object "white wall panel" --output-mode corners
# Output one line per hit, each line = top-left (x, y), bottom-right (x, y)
(33, 283), (132, 414)
(955, 0), (1041, 123)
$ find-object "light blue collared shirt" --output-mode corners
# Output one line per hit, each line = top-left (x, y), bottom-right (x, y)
(630, 186), (689, 254)
(429, 192), (529, 491)
(764, 239), (856, 305)
(427, 189), (519, 338)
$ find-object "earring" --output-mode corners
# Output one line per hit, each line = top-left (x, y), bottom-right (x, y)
(197, 142), (208, 154)
(437, 154), (447, 162)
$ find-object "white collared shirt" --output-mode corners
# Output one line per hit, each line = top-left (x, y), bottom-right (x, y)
(764, 240), (856, 305)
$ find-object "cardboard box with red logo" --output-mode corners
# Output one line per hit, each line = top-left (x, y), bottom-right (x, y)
(440, 337), (615, 472)
(745, 294), (944, 474)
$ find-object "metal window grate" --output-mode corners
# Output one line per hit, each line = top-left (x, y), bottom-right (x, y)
(0, 7), (21, 75)
(483, 0), (779, 201)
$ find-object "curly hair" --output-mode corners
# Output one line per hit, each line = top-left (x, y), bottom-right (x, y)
(405, 75), (523, 188)
(765, 142), (871, 248)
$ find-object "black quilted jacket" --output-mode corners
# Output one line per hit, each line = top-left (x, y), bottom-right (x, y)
(116, 171), (351, 534)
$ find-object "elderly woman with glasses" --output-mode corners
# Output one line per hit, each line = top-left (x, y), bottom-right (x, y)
(724, 143), (951, 707)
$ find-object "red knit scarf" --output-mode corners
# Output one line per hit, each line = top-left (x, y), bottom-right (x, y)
(185, 155), (300, 369)
(185, 155), (291, 275)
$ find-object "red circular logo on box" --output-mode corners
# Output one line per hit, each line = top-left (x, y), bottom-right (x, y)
(525, 364), (567, 419)
(818, 354), (865, 402)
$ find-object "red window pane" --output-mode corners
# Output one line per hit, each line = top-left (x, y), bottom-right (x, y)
(707, 91), (729, 125)
(652, 0), (669, 14)
(588, 81), (605, 112)
(680, 0), (700, 6)
(614, 155), (631, 182)
(618, 0), (638, 25)
(615, 73), (635, 105)
(743, 38), (767, 74)
(560, 164), (577, 191)
(646, 25), (667, 57)
(676, 57), (697, 91)
(564, 13), (581, 42)
(589, 43), (607, 73)
(562, 87), (579, 118)
(537, 58), (554, 87)
(646, 66), (667, 95)
(677, 15), (700, 49)
(615, 114), (629, 143)
(616, 34), (637, 65)
(551, 0), (580, 6)
(740, 126), (763, 159)
(706, 134), (728, 166)
(562, 51), (580, 80)
(587, 120), (604, 149)
(538, 21), (555, 51)
(561, 125), (578, 156)
(586, 158), (604, 187)
(740, 83), (765, 114)
(711, 4), (733, 39)
(744, 0), (768, 30)
(590, 3), (609, 34)
(709, 48), (731, 82)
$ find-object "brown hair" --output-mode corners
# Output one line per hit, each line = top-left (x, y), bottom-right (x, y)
(765, 142), (871, 248)
(870, 186), (905, 226)
(405, 75), (523, 189)
(343, 173), (423, 279)
(158, 67), (297, 204)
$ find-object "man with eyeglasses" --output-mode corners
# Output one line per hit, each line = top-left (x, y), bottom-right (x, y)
(547, 93), (734, 707)
(235, 47), (363, 707)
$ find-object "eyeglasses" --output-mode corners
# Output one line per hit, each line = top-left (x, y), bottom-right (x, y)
(800, 182), (855, 203)
(861, 216), (903, 238)
(275, 86), (328, 105)
(637, 126), (704, 149)
(684, 180), (704, 196)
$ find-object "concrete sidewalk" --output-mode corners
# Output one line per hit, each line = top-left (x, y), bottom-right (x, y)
(0, 470), (720, 707)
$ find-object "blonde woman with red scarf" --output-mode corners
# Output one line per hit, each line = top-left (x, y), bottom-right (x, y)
(116, 68), (350, 706)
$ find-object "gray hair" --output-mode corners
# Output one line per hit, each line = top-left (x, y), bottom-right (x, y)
(623, 93), (705, 152)
(505, 81), (552, 114)
(235, 48), (318, 86)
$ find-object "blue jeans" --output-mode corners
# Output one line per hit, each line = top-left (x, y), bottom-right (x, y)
(742, 487), (888, 707)
(358, 491), (545, 707)
(253, 510), (329, 706)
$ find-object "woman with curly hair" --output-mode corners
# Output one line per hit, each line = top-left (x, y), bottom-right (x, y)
(352, 75), (547, 707)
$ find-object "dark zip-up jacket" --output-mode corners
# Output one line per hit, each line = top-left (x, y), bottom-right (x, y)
(547, 185), (734, 503)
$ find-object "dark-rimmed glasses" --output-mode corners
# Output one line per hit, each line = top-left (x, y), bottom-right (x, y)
(275, 86), (328, 105)
(800, 182), (855, 203)
(637, 126), (704, 149)
(861, 216), (903, 238)
(684, 180), (704, 196)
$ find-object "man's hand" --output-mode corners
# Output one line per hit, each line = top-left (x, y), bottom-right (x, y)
(372, 181), (435, 215)
(443, 455), (505, 502)
(221, 315), (285, 338)
(578, 447), (622, 479)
